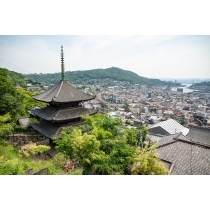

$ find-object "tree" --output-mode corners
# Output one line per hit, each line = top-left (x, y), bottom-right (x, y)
(54, 114), (168, 175)
(54, 128), (107, 174)
(16, 88), (46, 114)
(70, 129), (106, 174)
(123, 101), (130, 112)
(27, 145), (50, 156)
(0, 156), (26, 175)
(138, 125), (149, 149)
(83, 113), (123, 137)
(55, 114), (136, 174)
(180, 117), (187, 126)
(54, 127), (75, 159)
(131, 145), (169, 175)
(0, 69), (25, 120)
(0, 113), (13, 138)
(125, 128), (138, 146)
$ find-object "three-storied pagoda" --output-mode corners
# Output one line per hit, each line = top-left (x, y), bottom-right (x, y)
(31, 46), (96, 138)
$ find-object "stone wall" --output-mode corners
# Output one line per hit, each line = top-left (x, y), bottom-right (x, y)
(26, 168), (48, 175)
(7, 132), (49, 148)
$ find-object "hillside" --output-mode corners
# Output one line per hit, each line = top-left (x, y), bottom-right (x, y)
(25, 67), (180, 86)
(0, 68), (27, 87)
(189, 81), (210, 92)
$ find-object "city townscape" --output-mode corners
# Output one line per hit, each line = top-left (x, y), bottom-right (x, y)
(20, 66), (210, 175)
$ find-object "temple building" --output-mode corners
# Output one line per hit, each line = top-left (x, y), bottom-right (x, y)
(31, 46), (96, 138)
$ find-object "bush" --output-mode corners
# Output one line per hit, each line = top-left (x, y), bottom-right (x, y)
(27, 145), (50, 155)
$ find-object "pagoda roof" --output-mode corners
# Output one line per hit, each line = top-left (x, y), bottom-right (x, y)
(33, 80), (95, 103)
(31, 120), (85, 138)
(31, 106), (97, 122)
(31, 121), (61, 138)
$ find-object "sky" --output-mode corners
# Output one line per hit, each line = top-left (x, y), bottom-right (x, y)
(0, 35), (210, 79)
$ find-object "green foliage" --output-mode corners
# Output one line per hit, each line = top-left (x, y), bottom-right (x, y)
(1, 92), (25, 120)
(27, 145), (50, 155)
(55, 114), (137, 174)
(0, 69), (25, 120)
(0, 156), (26, 175)
(0, 113), (13, 137)
(83, 113), (123, 137)
(54, 127), (75, 159)
(95, 138), (136, 175)
(0, 142), (19, 159)
(125, 128), (138, 145)
(180, 117), (187, 126)
(131, 144), (169, 175)
(55, 128), (106, 174)
(16, 88), (46, 115)
(0, 143), (31, 174)
(0, 142), (52, 175)
(0, 68), (46, 141)
(123, 102), (130, 112)
(138, 125), (149, 148)
(0, 68), (15, 97)
(48, 153), (67, 175)
(69, 169), (83, 175)
(54, 113), (169, 175)
(0, 68), (27, 87)
(7, 69), (27, 87)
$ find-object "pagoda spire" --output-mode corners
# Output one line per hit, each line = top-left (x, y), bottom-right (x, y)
(61, 45), (65, 81)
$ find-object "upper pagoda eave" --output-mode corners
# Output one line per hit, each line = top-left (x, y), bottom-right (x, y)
(31, 106), (97, 122)
(33, 80), (95, 103)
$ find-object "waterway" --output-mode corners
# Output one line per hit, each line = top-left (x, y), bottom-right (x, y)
(171, 84), (194, 93)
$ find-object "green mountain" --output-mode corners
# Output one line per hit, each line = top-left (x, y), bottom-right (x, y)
(0, 68), (28, 87)
(25, 67), (180, 86)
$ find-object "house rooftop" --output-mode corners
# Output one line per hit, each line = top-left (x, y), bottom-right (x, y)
(149, 118), (189, 136)
(156, 133), (210, 175)
(187, 126), (210, 146)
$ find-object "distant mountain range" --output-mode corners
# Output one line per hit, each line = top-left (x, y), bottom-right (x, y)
(24, 67), (180, 86)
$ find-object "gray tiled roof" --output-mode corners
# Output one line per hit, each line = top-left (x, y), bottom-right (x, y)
(31, 120), (85, 138)
(31, 106), (97, 122)
(156, 134), (210, 175)
(187, 126), (210, 146)
(149, 119), (189, 135)
(33, 80), (95, 103)
(31, 121), (60, 138)
(156, 133), (180, 147)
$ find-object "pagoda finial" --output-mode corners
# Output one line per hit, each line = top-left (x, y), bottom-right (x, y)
(61, 45), (65, 81)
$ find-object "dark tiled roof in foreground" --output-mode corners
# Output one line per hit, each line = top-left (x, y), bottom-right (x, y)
(33, 80), (95, 103)
(31, 106), (97, 122)
(157, 133), (210, 175)
(187, 126), (210, 146)
(31, 120), (85, 138)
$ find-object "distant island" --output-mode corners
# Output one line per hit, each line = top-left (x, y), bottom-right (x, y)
(24, 67), (181, 86)
(189, 81), (210, 92)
